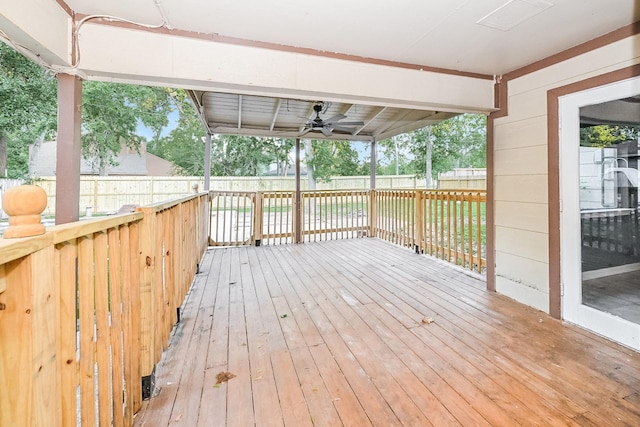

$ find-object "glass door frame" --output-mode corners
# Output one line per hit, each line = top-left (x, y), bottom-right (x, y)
(559, 76), (640, 351)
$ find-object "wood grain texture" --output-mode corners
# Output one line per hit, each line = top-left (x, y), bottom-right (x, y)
(133, 239), (640, 426)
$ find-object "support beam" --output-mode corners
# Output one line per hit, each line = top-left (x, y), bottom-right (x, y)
(55, 74), (82, 225)
(370, 139), (376, 190)
(204, 133), (212, 191)
(369, 139), (377, 237)
(295, 138), (302, 244)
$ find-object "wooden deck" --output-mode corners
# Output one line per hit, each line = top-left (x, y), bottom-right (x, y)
(133, 239), (640, 426)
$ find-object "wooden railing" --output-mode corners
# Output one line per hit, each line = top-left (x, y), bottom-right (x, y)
(260, 191), (295, 245)
(0, 193), (209, 426)
(302, 190), (369, 241)
(207, 189), (486, 272)
(209, 191), (256, 246)
(375, 190), (486, 272)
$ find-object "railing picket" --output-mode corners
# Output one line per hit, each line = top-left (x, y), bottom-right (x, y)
(95, 231), (113, 427)
(57, 240), (80, 427)
(107, 228), (125, 425)
(460, 194), (466, 269)
(78, 235), (98, 427)
(476, 192), (483, 272)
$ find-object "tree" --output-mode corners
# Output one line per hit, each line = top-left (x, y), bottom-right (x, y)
(305, 139), (366, 183)
(82, 82), (174, 175)
(269, 138), (295, 176)
(150, 92), (206, 175)
(580, 125), (639, 147)
(377, 134), (414, 175)
(0, 42), (57, 177)
(407, 114), (487, 181)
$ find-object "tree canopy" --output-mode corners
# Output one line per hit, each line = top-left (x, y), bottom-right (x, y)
(0, 42), (57, 177)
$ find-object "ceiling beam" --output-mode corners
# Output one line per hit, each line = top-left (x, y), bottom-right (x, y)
(237, 95), (243, 129)
(270, 98), (283, 131)
(186, 90), (212, 134)
(373, 109), (415, 136)
(353, 106), (387, 136)
(375, 113), (457, 141)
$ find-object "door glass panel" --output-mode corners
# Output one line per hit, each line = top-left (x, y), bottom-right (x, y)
(580, 96), (640, 325)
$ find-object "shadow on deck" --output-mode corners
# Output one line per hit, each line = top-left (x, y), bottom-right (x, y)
(134, 238), (640, 426)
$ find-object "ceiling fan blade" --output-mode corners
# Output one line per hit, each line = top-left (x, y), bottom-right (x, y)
(321, 127), (333, 137)
(324, 114), (346, 123)
(330, 121), (364, 126)
(331, 125), (358, 133)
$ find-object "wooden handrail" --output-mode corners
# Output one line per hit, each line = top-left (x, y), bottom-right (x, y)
(0, 193), (209, 426)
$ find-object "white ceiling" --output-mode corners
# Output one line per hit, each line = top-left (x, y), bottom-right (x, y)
(29, 0), (640, 140)
(63, 0), (640, 76)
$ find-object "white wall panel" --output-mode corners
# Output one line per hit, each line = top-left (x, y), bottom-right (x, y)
(494, 201), (548, 233)
(495, 226), (548, 264)
(77, 24), (495, 112)
(494, 145), (548, 176)
(494, 175), (548, 204)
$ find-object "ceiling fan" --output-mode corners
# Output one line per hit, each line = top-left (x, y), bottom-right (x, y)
(300, 102), (364, 137)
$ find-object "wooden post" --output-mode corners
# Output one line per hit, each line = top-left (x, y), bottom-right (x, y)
(204, 133), (212, 191)
(415, 190), (423, 253)
(254, 191), (263, 245)
(369, 190), (376, 238)
(370, 139), (377, 190)
(295, 138), (302, 243)
(368, 139), (377, 237)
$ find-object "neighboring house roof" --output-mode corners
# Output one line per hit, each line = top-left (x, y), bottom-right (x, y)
(146, 152), (175, 176)
(28, 140), (174, 176)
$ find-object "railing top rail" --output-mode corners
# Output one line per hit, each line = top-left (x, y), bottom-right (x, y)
(374, 188), (486, 193)
(0, 212), (144, 265)
(301, 189), (370, 195)
(209, 190), (258, 195)
(139, 192), (208, 213)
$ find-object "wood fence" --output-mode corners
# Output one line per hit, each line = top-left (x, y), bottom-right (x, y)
(30, 175), (425, 216)
(207, 189), (486, 272)
(0, 193), (209, 426)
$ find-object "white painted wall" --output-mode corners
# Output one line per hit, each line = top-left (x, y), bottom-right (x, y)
(493, 33), (640, 313)
(76, 24), (494, 113)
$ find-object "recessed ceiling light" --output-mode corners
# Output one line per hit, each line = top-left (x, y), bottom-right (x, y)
(477, 0), (554, 31)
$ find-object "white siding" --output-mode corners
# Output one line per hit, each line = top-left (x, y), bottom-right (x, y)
(492, 32), (640, 312)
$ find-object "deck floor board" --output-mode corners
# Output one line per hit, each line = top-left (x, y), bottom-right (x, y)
(134, 239), (640, 426)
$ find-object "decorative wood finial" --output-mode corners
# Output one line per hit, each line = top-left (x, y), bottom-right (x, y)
(2, 185), (48, 239)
